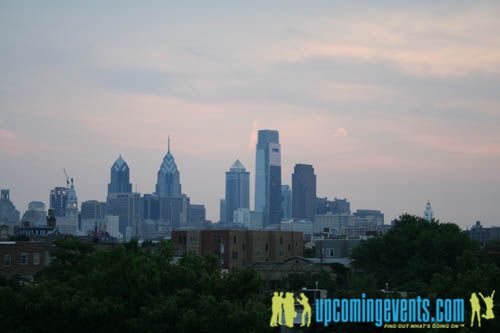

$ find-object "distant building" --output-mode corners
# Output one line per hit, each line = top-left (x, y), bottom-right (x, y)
(280, 219), (313, 237)
(172, 229), (303, 272)
(107, 155), (132, 195)
(81, 200), (107, 220)
(225, 160), (250, 224)
(21, 201), (47, 227)
(354, 209), (384, 226)
(156, 138), (181, 198)
(316, 197), (351, 215)
(159, 195), (190, 230)
(219, 199), (226, 224)
(107, 192), (142, 236)
(424, 201), (433, 221)
(56, 178), (79, 235)
(466, 221), (500, 245)
(292, 164), (316, 221)
(190, 204), (206, 227)
(281, 185), (292, 219)
(314, 213), (356, 235)
(233, 208), (263, 230)
(49, 187), (68, 217)
(0, 189), (20, 226)
(81, 215), (120, 239)
(142, 194), (160, 221)
(255, 130), (282, 226)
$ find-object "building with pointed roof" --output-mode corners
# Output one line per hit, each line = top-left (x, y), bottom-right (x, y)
(108, 155), (132, 195)
(225, 159), (250, 224)
(156, 137), (181, 198)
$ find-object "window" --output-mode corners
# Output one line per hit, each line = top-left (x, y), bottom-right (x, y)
(280, 237), (283, 245)
(232, 251), (238, 259)
(265, 243), (269, 251)
(328, 248), (334, 257)
(288, 244), (291, 251)
(20, 253), (28, 265)
(279, 250), (284, 257)
(233, 236), (237, 244)
(242, 243), (246, 251)
(33, 253), (40, 265)
(4, 254), (11, 266)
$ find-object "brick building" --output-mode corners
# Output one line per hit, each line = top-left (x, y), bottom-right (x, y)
(0, 241), (48, 280)
(172, 229), (303, 271)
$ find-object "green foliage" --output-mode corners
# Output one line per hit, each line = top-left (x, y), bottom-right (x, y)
(0, 240), (270, 333)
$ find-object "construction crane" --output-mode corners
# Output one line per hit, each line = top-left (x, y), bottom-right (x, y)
(63, 168), (70, 186)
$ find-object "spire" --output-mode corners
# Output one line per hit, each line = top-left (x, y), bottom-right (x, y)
(168, 135), (171, 153)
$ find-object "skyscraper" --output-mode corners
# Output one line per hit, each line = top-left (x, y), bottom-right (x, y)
(225, 160), (250, 224)
(0, 189), (20, 225)
(254, 129), (282, 226)
(49, 187), (68, 217)
(292, 164), (316, 221)
(156, 138), (181, 198)
(108, 155), (132, 195)
(281, 185), (292, 219)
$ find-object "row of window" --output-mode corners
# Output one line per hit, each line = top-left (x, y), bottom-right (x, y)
(3, 253), (40, 266)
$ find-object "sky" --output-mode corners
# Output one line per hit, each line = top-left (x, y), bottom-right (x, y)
(1, 1), (500, 228)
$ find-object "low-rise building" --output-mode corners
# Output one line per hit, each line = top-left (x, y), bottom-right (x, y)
(0, 241), (48, 280)
(172, 229), (303, 272)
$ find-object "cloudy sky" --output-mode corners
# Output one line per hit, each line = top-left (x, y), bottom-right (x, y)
(1, 1), (500, 227)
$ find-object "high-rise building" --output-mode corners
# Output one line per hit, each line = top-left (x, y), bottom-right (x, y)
(190, 204), (206, 227)
(49, 187), (68, 217)
(281, 185), (292, 219)
(233, 208), (264, 230)
(331, 198), (350, 215)
(254, 129), (282, 226)
(156, 138), (181, 198)
(107, 155), (132, 195)
(0, 189), (20, 225)
(219, 199), (226, 224)
(81, 200), (107, 220)
(159, 195), (190, 230)
(56, 178), (79, 235)
(142, 194), (160, 221)
(424, 201), (433, 221)
(107, 192), (142, 236)
(292, 164), (316, 221)
(225, 160), (250, 224)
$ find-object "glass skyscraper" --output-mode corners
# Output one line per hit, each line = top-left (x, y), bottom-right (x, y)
(225, 160), (250, 224)
(254, 129), (282, 226)
(292, 164), (316, 221)
(108, 155), (132, 195)
(156, 138), (181, 198)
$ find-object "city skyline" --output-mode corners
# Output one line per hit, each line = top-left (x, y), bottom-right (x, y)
(1, 1), (500, 228)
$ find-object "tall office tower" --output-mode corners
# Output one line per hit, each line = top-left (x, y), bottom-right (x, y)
(142, 194), (160, 221)
(107, 192), (142, 235)
(254, 129), (282, 226)
(424, 201), (433, 221)
(108, 155), (132, 195)
(0, 189), (20, 225)
(281, 185), (292, 219)
(292, 164), (317, 221)
(50, 187), (68, 217)
(156, 138), (181, 198)
(57, 178), (79, 235)
(190, 204), (206, 227)
(225, 160), (250, 224)
(159, 195), (190, 230)
(81, 200), (107, 220)
(354, 209), (385, 226)
(219, 199), (226, 224)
